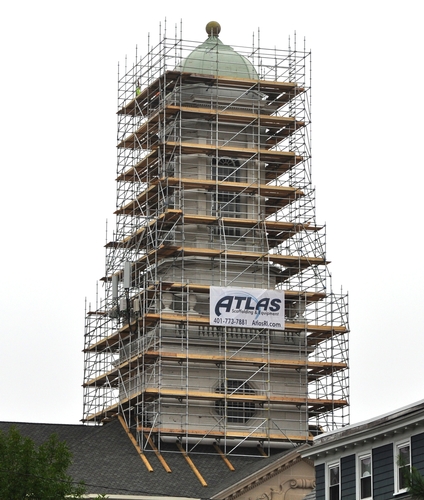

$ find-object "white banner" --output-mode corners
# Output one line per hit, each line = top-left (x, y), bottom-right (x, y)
(210, 287), (285, 330)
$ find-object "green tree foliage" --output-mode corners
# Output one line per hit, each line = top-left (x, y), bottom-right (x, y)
(404, 466), (424, 500)
(0, 426), (85, 499)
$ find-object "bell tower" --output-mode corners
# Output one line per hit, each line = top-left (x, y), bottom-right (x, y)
(83, 22), (349, 456)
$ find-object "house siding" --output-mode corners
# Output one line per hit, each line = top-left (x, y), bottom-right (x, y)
(412, 432), (424, 475)
(372, 443), (394, 500)
(315, 463), (325, 500)
(341, 454), (356, 500)
(304, 402), (424, 500)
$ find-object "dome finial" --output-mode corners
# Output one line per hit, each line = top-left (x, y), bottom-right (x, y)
(206, 21), (221, 37)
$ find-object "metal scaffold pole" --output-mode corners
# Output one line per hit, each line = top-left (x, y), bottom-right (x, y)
(82, 22), (349, 458)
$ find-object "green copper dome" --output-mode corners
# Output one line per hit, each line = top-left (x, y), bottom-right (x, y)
(181, 22), (258, 79)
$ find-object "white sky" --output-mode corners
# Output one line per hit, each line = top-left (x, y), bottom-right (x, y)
(1, 0), (423, 427)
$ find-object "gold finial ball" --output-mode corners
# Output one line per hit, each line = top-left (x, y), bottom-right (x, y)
(206, 21), (221, 36)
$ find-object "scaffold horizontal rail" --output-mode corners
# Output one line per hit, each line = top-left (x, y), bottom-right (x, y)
(97, 278), (327, 305)
(84, 316), (347, 352)
(116, 150), (159, 182)
(100, 245), (324, 283)
(118, 139), (304, 172)
(84, 390), (346, 423)
(118, 70), (304, 116)
(138, 426), (312, 443)
(109, 210), (319, 249)
(116, 245), (326, 283)
(117, 104), (305, 149)
(83, 352), (347, 388)
(115, 178), (304, 215)
(154, 281), (326, 301)
(83, 38), (350, 436)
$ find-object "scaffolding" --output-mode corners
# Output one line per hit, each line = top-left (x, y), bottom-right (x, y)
(83, 24), (349, 457)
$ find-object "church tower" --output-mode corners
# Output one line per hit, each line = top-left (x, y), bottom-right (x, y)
(83, 22), (349, 457)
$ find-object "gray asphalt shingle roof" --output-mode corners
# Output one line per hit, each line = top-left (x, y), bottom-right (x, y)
(0, 420), (296, 498)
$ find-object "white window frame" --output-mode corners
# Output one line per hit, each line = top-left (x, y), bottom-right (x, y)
(357, 452), (372, 500)
(327, 461), (340, 500)
(394, 440), (411, 494)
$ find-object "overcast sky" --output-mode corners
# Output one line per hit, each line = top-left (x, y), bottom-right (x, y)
(1, 0), (423, 428)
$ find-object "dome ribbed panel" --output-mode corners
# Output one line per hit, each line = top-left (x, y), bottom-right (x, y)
(181, 37), (258, 79)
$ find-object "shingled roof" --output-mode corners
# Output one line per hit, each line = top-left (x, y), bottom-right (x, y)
(0, 420), (310, 498)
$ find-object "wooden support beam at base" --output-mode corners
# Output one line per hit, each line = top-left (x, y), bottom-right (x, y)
(257, 444), (269, 457)
(213, 444), (236, 471)
(144, 433), (172, 473)
(176, 441), (208, 487)
(118, 415), (153, 472)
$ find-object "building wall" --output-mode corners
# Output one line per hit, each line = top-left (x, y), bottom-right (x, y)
(314, 430), (424, 500)
(372, 443), (394, 500)
(122, 359), (308, 437)
(315, 464), (325, 499)
(233, 459), (315, 500)
(340, 454), (355, 500)
(124, 79), (311, 441)
(83, 31), (350, 449)
(412, 432), (424, 475)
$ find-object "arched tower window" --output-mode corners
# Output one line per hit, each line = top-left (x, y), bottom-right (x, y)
(212, 157), (240, 182)
(215, 379), (256, 423)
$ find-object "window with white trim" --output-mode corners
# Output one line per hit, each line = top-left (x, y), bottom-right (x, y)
(358, 453), (372, 499)
(328, 463), (340, 500)
(396, 441), (411, 493)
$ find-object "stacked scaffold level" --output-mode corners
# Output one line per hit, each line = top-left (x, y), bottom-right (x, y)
(83, 21), (349, 463)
